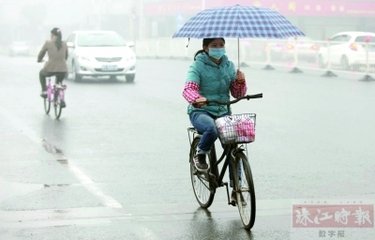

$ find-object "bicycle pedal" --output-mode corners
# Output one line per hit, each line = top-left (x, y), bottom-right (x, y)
(192, 168), (207, 176)
(208, 172), (215, 177)
(229, 200), (236, 206)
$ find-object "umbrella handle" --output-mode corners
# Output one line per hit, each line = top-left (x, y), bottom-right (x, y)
(237, 38), (240, 70)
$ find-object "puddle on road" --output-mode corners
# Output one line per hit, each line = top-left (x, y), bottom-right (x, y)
(43, 184), (70, 188)
(57, 159), (68, 165)
(41, 138), (69, 165)
(0, 140), (72, 201)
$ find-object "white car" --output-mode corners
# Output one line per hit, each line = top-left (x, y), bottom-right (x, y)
(318, 31), (375, 70)
(268, 37), (320, 62)
(66, 31), (136, 82)
(9, 41), (31, 56)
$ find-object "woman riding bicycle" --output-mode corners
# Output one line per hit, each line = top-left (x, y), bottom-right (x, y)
(37, 27), (68, 107)
(182, 38), (247, 172)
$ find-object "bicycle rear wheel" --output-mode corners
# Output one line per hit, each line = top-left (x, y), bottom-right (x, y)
(44, 96), (51, 114)
(232, 151), (256, 230)
(189, 137), (215, 208)
(54, 90), (63, 119)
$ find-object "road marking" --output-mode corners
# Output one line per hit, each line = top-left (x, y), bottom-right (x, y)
(0, 106), (123, 209)
(68, 163), (123, 208)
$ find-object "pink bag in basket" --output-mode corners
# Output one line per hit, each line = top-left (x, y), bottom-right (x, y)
(215, 113), (256, 144)
(235, 117), (255, 143)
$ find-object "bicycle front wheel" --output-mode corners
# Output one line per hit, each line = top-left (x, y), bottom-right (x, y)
(54, 90), (63, 119)
(44, 97), (51, 114)
(232, 151), (256, 230)
(189, 137), (215, 208)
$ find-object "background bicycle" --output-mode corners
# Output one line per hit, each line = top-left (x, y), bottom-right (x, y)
(43, 76), (66, 119)
(188, 93), (262, 230)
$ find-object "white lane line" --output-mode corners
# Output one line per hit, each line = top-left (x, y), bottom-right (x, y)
(68, 163), (123, 208)
(0, 106), (123, 209)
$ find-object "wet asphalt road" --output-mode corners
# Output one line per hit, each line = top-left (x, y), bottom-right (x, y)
(0, 55), (374, 240)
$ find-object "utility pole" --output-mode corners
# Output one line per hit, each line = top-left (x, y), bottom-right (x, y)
(139, 0), (144, 40)
(131, 0), (144, 40)
(201, 0), (206, 10)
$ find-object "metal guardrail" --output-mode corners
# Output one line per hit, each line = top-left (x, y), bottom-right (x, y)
(1, 37), (373, 81)
(135, 37), (375, 80)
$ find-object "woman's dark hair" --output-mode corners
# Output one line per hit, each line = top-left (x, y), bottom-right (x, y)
(194, 38), (225, 60)
(51, 27), (62, 50)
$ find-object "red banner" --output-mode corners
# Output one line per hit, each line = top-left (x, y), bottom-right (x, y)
(144, 0), (375, 17)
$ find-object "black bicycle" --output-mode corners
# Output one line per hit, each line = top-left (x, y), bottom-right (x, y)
(187, 93), (263, 230)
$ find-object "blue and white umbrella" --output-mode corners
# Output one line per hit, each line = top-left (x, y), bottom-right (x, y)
(172, 4), (305, 67)
(173, 4), (305, 39)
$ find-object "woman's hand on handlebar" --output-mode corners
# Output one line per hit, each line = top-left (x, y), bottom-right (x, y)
(193, 97), (207, 108)
(236, 69), (246, 84)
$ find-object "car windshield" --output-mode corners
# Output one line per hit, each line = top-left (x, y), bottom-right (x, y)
(330, 35), (351, 42)
(76, 32), (126, 47)
(355, 36), (375, 43)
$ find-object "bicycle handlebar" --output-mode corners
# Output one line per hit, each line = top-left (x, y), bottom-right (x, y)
(206, 93), (263, 106)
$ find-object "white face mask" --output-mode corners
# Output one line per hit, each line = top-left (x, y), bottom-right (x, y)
(208, 47), (226, 59)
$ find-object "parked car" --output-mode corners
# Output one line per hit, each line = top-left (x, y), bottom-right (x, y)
(268, 36), (320, 62)
(318, 31), (375, 70)
(66, 31), (136, 82)
(9, 41), (30, 56)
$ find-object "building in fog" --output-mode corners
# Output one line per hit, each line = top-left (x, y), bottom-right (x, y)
(0, 0), (135, 45)
(142, 0), (375, 40)
(0, 0), (374, 46)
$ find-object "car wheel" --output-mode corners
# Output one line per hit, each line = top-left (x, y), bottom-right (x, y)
(125, 74), (135, 83)
(340, 56), (350, 70)
(72, 63), (82, 82)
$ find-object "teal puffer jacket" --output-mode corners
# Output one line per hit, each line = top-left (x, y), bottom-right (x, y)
(186, 52), (236, 116)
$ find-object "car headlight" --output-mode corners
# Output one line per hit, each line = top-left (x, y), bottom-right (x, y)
(78, 55), (91, 62)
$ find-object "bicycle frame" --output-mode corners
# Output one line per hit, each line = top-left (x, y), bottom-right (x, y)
(44, 76), (66, 119)
(187, 127), (245, 204)
(211, 143), (241, 185)
(46, 77), (65, 101)
(188, 93), (262, 229)
(54, 84), (66, 103)
(46, 78), (54, 102)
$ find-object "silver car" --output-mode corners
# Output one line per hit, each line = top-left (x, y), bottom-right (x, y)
(66, 31), (136, 82)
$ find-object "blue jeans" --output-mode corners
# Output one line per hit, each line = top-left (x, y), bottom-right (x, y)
(189, 111), (227, 153)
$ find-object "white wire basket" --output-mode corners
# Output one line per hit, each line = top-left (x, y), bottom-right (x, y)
(215, 113), (256, 144)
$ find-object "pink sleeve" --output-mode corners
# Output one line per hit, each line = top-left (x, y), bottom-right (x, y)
(230, 80), (247, 98)
(182, 82), (201, 103)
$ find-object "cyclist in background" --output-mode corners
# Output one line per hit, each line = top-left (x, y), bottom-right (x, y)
(182, 38), (247, 172)
(37, 27), (68, 107)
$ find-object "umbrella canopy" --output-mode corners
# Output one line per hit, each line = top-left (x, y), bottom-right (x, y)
(172, 4), (305, 39)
